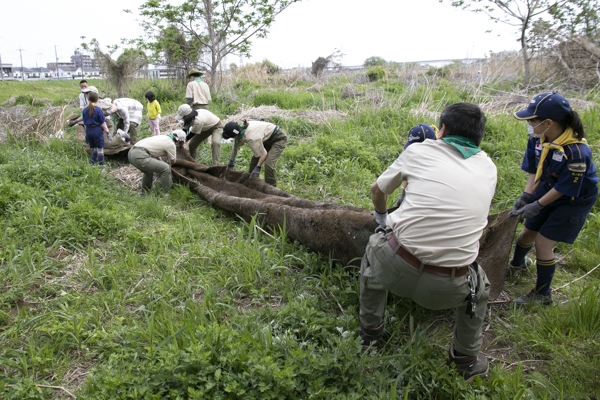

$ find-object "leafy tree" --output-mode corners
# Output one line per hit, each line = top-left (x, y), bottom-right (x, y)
(547, 0), (600, 41)
(364, 56), (387, 68)
(156, 25), (205, 81)
(136, 0), (300, 91)
(441, 0), (569, 84)
(82, 39), (147, 97)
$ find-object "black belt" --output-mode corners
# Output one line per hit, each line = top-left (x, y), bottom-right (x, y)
(86, 124), (98, 128)
(387, 235), (468, 277)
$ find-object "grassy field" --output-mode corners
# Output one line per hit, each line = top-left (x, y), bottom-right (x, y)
(1, 64), (599, 399)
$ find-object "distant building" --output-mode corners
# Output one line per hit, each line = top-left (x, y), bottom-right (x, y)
(146, 65), (177, 79)
(71, 49), (99, 69)
(47, 61), (76, 69)
(57, 66), (83, 80)
(1, 63), (14, 79)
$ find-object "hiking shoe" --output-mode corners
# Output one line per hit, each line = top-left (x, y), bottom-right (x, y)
(514, 289), (553, 306)
(359, 322), (385, 348)
(506, 256), (533, 279)
(448, 347), (489, 382)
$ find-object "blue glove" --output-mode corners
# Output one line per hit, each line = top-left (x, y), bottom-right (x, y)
(511, 192), (535, 213)
(510, 200), (544, 219)
(249, 165), (261, 180)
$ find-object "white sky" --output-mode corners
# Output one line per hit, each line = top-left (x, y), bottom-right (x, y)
(0, 0), (521, 69)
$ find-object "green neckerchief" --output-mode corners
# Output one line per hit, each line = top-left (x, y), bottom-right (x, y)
(441, 136), (481, 159)
(194, 77), (202, 82)
(232, 129), (247, 161)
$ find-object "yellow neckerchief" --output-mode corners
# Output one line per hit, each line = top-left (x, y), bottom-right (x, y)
(534, 127), (587, 190)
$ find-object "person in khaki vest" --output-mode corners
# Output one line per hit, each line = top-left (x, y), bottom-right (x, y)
(128, 130), (186, 194)
(176, 104), (223, 165)
(223, 120), (287, 187)
(185, 68), (211, 110)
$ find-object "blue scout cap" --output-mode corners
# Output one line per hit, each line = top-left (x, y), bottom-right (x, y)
(404, 124), (437, 150)
(514, 92), (572, 122)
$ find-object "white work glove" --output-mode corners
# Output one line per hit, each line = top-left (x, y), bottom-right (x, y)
(373, 209), (388, 230)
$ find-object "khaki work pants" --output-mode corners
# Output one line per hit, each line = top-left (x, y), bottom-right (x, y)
(188, 120), (224, 166)
(128, 146), (172, 193)
(359, 232), (490, 356)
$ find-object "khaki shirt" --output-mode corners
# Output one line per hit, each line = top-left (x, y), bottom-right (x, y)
(135, 135), (176, 161)
(377, 140), (497, 267)
(190, 110), (221, 134)
(239, 121), (277, 158)
(185, 80), (211, 106)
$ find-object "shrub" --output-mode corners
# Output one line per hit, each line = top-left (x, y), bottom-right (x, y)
(366, 66), (386, 82)
(364, 56), (387, 68)
(261, 59), (280, 75)
(14, 94), (38, 106)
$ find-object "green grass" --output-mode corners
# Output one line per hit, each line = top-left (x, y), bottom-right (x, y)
(1, 72), (599, 399)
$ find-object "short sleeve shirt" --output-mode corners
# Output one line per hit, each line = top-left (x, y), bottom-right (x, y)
(82, 106), (106, 128)
(135, 135), (176, 161)
(377, 140), (497, 267)
(521, 137), (598, 198)
(185, 80), (211, 106)
(190, 109), (221, 134)
(239, 121), (277, 158)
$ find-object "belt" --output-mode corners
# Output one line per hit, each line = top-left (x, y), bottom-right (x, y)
(86, 124), (98, 128)
(387, 235), (468, 277)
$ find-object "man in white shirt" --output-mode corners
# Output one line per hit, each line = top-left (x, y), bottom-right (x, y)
(105, 98), (144, 144)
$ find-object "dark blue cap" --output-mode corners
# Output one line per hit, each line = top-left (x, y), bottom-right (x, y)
(514, 92), (571, 122)
(404, 124), (437, 150)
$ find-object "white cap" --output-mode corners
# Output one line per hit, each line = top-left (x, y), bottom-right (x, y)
(175, 104), (193, 121)
(172, 129), (186, 142)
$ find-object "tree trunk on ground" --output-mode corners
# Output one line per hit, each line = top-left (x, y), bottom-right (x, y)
(171, 145), (518, 299)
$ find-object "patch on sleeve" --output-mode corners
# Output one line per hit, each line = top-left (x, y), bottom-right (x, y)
(568, 162), (587, 173)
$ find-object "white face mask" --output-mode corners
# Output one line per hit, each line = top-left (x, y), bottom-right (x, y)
(528, 120), (549, 138)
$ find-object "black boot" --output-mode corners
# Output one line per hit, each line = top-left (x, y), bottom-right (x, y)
(359, 322), (385, 347)
(448, 347), (489, 382)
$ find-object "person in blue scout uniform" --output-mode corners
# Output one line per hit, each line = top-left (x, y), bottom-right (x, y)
(509, 92), (599, 306)
(82, 92), (111, 166)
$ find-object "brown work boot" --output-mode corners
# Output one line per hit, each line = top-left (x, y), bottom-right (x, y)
(359, 322), (385, 347)
(448, 347), (489, 382)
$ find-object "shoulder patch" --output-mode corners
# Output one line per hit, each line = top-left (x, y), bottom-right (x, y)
(568, 162), (587, 173)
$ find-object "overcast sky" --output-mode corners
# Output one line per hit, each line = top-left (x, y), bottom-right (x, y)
(0, 0), (521, 69)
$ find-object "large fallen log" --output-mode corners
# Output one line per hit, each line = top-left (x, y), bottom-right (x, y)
(172, 145), (518, 299)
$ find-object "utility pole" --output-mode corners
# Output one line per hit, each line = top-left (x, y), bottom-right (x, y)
(0, 50), (4, 81)
(54, 45), (62, 80)
(79, 49), (85, 79)
(18, 46), (25, 82)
